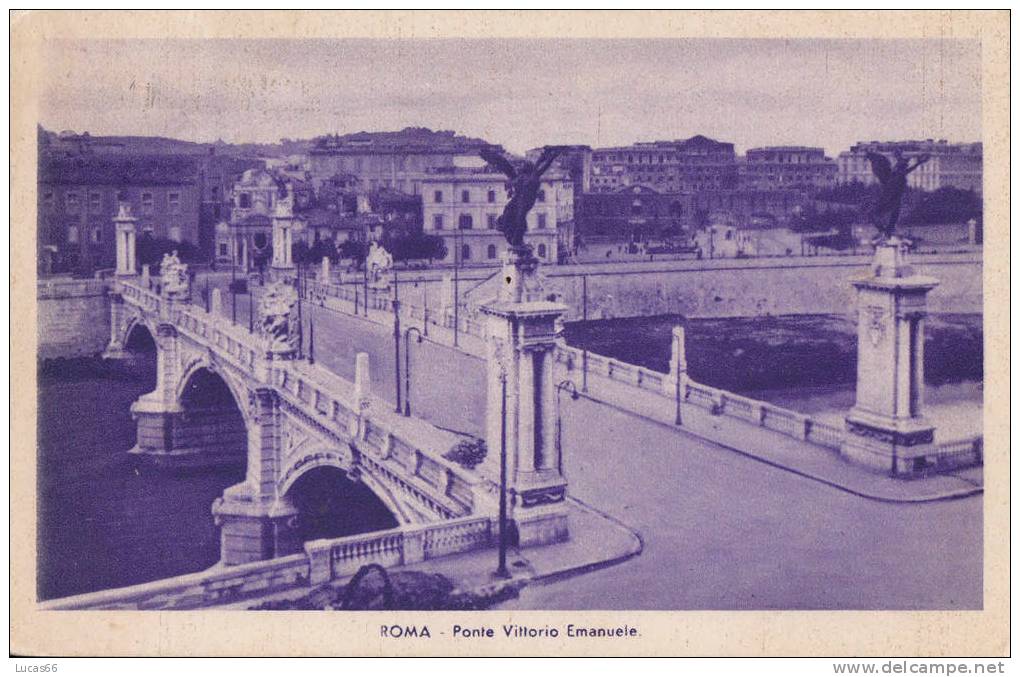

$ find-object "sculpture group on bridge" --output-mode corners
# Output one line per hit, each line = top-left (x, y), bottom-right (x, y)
(259, 280), (299, 355)
(159, 250), (190, 298)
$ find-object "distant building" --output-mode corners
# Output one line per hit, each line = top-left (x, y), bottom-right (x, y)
(740, 146), (837, 190)
(575, 185), (689, 243)
(38, 154), (202, 274)
(526, 145), (592, 196)
(837, 140), (983, 193)
(690, 189), (809, 226)
(420, 165), (571, 266)
(307, 127), (498, 196)
(589, 135), (738, 194)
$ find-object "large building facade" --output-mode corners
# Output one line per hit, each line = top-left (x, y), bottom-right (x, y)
(420, 166), (572, 266)
(38, 154), (202, 274)
(740, 146), (837, 190)
(837, 140), (983, 193)
(307, 127), (497, 196)
(589, 135), (738, 194)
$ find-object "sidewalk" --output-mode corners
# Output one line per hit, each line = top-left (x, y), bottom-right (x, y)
(567, 368), (983, 504)
(221, 499), (642, 609)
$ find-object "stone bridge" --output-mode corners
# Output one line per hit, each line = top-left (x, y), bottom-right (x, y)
(103, 276), (500, 566)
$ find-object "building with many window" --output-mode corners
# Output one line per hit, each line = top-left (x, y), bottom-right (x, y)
(740, 146), (837, 190)
(836, 140), (983, 193)
(38, 154), (201, 274)
(307, 127), (498, 196)
(589, 135), (739, 194)
(420, 166), (571, 266)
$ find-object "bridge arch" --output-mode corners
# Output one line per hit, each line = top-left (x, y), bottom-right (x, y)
(175, 355), (253, 429)
(279, 451), (402, 543)
(173, 361), (249, 466)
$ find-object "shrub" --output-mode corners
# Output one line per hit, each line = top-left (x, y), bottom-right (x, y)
(443, 437), (487, 470)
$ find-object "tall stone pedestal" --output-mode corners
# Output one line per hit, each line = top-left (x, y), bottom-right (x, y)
(480, 246), (569, 548)
(842, 239), (939, 475)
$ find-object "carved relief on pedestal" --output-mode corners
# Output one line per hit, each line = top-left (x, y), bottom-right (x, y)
(865, 305), (886, 347)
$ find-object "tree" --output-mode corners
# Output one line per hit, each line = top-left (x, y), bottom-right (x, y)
(903, 187), (982, 225)
(383, 232), (448, 262)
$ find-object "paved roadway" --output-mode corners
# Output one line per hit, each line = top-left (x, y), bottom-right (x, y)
(193, 272), (983, 610)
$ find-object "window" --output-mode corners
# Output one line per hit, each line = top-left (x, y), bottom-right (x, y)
(433, 214), (444, 230)
(67, 225), (79, 244)
(117, 190), (128, 203)
(239, 193), (252, 209)
(65, 192), (80, 214)
(461, 189), (470, 203)
(487, 189), (496, 203)
(458, 214), (473, 229)
(487, 244), (497, 259)
(537, 243), (547, 258)
(168, 192), (181, 214)
(537, 213), (547, 229)
(141, 192), (154, 215)
(42, 191), (54, 211)
(537, 189), (546, 203)
(434, 190), (444, 203)
(461, 244), (471, 260)
(91, 227), (102, 243)
(89, 191), (102, 214)
(218, 243), (228, 257)
(487, 214), (498, 229)
(631, 199), (643, 216)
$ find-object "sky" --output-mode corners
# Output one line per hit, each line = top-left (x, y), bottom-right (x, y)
(39, 38), (982, 156)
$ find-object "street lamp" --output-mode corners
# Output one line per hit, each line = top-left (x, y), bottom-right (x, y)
(231, 237), (238, 324)
(453, 228), (462, 347)
(392, 270), (402, 414)
(556, 380), (580, 477)
(495, 362), (510, 580)
(402, 326), (423, 417)
(581, 274), (589, 392)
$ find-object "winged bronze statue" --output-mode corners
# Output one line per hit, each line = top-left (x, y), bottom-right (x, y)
(479, 145), (567, 248)
(866, 150), (931, 240)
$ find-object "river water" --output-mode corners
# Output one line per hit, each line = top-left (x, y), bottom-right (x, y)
(36, 358), (245, 601)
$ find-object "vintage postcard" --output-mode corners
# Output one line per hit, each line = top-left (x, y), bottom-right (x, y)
(9, 10), (1010, 658)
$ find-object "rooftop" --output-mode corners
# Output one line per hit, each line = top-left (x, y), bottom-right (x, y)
(310, 127), (496, 155)
(39, 154), (200, 186)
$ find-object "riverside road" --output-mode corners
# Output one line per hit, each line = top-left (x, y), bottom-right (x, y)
(207, 277), (980, 611)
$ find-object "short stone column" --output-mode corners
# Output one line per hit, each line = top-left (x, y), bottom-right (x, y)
(321, 256), (331, 282)
(113, 204), (138, 277)
(663, 325), (688, 424)
(210, 287), (223, 316)
(480, 245), (569, 548)
(842, 237), (939, 475)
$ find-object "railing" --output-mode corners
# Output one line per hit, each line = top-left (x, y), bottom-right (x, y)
(305, 515), (493, 584)
(37, 277), (109, 299)
(39, 553), (310, 611)
(554, 342), (851, 453)
(931, 436), (983, 468)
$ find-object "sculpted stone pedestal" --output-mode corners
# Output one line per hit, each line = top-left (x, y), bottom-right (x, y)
(480, 245), (569, 548)
(842, 238), (939, 475)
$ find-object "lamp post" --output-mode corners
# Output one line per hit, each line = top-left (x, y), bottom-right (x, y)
(362, 231), (370, 317)
(231, 239), (238, 324)
(307, 311), (315, 365)
(422, 277), (429, 337)
(248, 285), (254, 333)
(495, 363), (510, 579)
(556, 380), (580, 477)
(392, 271), (402, 414)
(402, 326), (423, 417)
(581, 274), (588, 392)
(453, 228), (461, 347)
